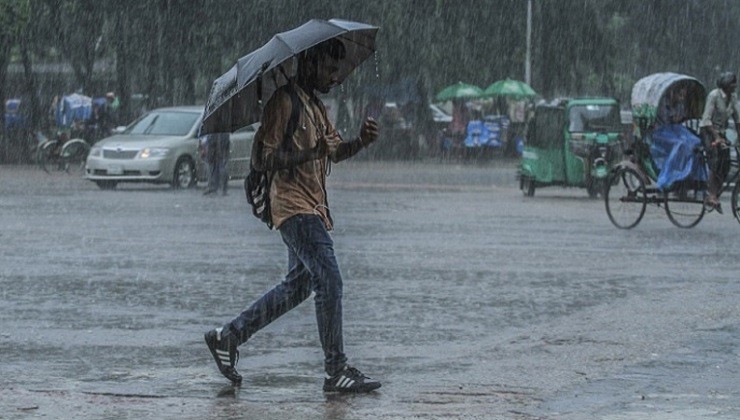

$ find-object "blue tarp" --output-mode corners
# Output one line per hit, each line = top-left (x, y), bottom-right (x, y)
(650, 124), (707, 190)
(56, 94), (93, 127)
(464, 116), (508, 148)
(4, 99), (26, 130)
(464, 120), (490, 147)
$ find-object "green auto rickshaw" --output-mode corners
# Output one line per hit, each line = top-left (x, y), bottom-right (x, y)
(518, 97), (624, 197)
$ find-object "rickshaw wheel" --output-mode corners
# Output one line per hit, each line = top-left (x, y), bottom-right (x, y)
(664, 184), (705, 228)
(731, 181), (740, 224)
(38, 140), (59, 174)
(605, 167), (646, 229)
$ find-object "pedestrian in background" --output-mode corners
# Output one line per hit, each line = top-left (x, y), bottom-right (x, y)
(203, 132), (230, 196)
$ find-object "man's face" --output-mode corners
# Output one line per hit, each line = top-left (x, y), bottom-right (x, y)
(314, 55), (340, 94)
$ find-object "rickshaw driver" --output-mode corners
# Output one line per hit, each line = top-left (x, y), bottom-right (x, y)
(700, 71), (740, 213)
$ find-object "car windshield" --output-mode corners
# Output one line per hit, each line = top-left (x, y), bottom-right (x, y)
(124, 111), (200, 136)
(568, 105), (621, 133)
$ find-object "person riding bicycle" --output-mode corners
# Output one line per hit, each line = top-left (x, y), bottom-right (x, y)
(700, 71), (740, 213)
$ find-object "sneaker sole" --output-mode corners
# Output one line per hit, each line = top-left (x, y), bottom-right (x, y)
(323, 382), (381, 393)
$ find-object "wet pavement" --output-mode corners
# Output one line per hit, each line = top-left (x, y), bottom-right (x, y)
(0, 161), (738, 419)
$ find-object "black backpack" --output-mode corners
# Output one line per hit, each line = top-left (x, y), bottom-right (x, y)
(244, 86), (303, 229)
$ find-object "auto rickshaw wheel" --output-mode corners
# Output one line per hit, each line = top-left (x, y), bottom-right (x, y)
(664, 182), (705, 228)
(521, 177), (535, 197)
(587, 178), (605, 199)
(605, 167), (646, 229)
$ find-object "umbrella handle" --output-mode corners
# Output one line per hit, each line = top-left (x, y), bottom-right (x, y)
(257, 76), (262, 105)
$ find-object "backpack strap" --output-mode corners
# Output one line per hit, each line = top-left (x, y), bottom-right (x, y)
(283, 84), (304, 179)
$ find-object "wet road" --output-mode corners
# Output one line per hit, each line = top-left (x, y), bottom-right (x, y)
(0, 161), (738, 419)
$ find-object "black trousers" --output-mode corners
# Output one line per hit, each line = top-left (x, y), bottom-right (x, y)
(701, 128), (731, 184)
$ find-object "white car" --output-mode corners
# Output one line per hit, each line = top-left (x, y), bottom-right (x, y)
(85, 106), (255, 189)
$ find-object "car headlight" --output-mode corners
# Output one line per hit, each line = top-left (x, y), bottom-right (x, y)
(138, 147), (169, 159)
(89, 147), (102, 157)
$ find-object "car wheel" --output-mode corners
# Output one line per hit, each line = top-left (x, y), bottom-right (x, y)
(95, 180), (118, 190)
(172, 156), (196, 189)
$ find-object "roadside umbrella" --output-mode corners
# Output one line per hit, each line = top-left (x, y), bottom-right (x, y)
(201, 18), (378, 135)
(435, 82), (484, 102)
(483, 79), (537, 99)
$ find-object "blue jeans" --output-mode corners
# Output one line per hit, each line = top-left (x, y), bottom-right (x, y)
(224, 214), (347, 375)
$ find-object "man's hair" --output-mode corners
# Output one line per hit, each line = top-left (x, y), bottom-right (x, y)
(717, 71), (737, 90)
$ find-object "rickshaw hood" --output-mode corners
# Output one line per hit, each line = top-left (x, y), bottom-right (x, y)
(631, 72), (706, 121)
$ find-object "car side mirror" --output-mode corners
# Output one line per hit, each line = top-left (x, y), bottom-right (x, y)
(113, 126), (127, 134)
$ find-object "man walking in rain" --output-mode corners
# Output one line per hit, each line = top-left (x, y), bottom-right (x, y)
(205, 38), (381, 393)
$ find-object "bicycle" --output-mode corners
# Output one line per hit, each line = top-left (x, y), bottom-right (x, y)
(37, 130), (90, 174)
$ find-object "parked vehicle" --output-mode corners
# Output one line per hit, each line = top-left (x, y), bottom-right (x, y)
(3, 98), (32, 163)
(38, 94), (98, 173)
(84, 106), (255, 190)
(519, 97), (623, 197)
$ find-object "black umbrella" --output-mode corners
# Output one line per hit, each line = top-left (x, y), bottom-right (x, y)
(201, 18), (379, 135)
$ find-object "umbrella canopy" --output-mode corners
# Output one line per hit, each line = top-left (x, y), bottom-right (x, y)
(202, 18), (378, 135)
(483, 79), (537, 99)
(435, 82), (484, 102)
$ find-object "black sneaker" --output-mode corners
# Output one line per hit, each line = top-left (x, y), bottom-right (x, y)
(204, 328), (242, 385)
(323, 365), (381, 393)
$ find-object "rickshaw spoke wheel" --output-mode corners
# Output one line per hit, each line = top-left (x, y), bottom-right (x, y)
(664, 185), (705, 228)
(605, 167), (646, 229)
(38, 141), (58, 174)
(732, 181), (740, 224)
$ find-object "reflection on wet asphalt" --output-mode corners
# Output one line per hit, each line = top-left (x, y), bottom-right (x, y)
(0, 162), (738, 419)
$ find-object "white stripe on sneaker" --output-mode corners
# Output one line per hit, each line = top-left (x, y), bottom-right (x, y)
(216, 349), (231, 364)
(339, 376), (356, 388)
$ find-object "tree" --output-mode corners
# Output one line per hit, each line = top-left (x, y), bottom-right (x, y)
(43, 0), (106, 94)
(0, 0), (27, 162)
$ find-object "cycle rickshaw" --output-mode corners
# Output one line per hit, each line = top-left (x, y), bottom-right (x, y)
(37, 93), (107, 173)
(605, 72), (740, 229)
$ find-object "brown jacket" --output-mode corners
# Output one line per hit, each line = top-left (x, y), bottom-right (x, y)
(260, 84), (335, 230)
